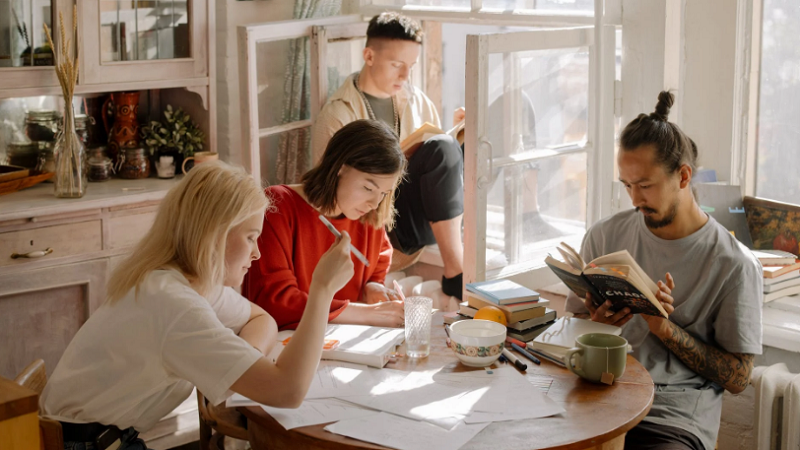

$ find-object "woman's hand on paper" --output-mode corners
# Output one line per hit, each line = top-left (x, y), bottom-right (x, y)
(311, 232), (355, 298)
(583, 292), (634, 327)
(642, 272), (676, 339)
(362, 282), (403, 304)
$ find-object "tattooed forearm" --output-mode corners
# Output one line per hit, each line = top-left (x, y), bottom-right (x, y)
(659, 324), (754, 394)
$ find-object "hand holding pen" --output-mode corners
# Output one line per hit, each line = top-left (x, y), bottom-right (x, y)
(318, 215), (370, 267)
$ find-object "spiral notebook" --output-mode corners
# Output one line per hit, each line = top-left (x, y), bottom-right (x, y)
(527, 317), (621, 360)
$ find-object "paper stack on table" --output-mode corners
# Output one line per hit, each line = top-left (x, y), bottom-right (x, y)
(230, 333), (566, 450)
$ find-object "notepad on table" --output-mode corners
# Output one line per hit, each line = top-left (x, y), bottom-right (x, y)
(527, 316), (621, 361)
(276, 324), (405, 369)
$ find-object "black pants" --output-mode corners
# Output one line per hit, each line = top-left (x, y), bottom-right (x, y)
(624, 421), (705, 450)
(392, 134), (464, 254)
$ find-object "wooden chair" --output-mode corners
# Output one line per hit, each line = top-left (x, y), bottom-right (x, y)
(388, 247), (424, 273)
(197, 390), (248, 450)
(13, 359), (63, 450)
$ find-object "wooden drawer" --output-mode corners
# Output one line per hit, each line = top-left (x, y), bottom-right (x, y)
(0, 221), (102, 267)
(106, 211), (157, 250)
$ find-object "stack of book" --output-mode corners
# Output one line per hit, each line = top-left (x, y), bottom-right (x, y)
(756, 250), (800, 303)
(444, 279), (557, 342)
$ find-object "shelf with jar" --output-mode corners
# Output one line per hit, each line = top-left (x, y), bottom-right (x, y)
(0, 1), (212, 98)
(0, 85), (212, 196)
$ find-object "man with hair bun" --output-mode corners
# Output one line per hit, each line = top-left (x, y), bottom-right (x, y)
(311, 12), (466, 299)
(565, 91), (762, 450)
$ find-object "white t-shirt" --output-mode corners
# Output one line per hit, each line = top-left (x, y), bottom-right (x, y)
(40, 270), (264, 431)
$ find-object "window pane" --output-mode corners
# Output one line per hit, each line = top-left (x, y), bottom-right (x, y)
(756, 0), (800, 203)
(0, 0), (54, 67)
(100, 0), (190, 62)
(370, 0), (471, 8)
(483, 0), (593, 12)
(486, 152), (587, 273)
(486, 46), (589, 156)
(256, 37), (311, 130)
(325, 36), (366, 98)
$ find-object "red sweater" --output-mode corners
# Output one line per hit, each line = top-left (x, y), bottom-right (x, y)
(243, 185), (392, 330)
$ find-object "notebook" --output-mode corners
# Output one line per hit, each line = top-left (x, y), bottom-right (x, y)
(274, 324), (405, 369)
(527, 317), (622, 360)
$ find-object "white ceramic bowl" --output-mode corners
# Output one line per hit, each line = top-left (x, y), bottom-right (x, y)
(448, 319), (507, 367)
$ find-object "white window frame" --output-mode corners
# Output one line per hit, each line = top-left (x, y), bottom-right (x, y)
(463, 24), (616, 289)
(237, 15), (362, 183)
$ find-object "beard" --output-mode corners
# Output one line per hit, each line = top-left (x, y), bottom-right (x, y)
(636, 201), (678, 229)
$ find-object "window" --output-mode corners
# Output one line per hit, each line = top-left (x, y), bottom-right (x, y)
(754, 0), (800, 204)
(238, 5), (620, 289)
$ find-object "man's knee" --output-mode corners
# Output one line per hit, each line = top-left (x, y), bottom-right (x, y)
(411, 134), (462, 171)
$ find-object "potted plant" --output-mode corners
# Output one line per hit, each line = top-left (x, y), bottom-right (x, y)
(141, 105), (204, 178)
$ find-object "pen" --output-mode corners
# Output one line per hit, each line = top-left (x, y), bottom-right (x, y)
(318, 215), (370, 267)
(501, 348), (527, 372)
(527, 347), (567, 367)
(392, 279), (406, 301)
(511, 342), (541, 365)
(506, 336), (527, 348)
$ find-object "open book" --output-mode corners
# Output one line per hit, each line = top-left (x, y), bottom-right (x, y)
(272, 324), (405, 369)
(544, 243), (668, 318)
(400, 120), (465, 157)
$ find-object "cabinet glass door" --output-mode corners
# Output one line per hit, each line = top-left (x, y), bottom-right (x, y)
(0, 0), (65, 91)
(99, 0), (190, 63)
(81, 0), (207, 85)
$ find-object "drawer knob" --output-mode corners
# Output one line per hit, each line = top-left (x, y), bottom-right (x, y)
(11, 248), (54, 259)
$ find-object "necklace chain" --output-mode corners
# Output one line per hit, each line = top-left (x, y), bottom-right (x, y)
(354, 73), (400, 137)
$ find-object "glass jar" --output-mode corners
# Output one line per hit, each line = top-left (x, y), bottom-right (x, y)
(53, 105), (87, 198)
(7, 142), (40, 169)
(75, 114), (92, 146)
(119, 147), (151, 179)
(37, 142), (56, 177)
(25, 110), (60, 142)
(88, 156), (113, 182)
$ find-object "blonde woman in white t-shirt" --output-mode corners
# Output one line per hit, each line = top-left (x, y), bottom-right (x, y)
(41, 161), (355, 450)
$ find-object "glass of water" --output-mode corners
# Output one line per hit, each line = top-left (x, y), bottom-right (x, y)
(404, 296), (433, 358)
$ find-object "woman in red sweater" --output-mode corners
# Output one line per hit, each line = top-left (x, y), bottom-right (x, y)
(244, 120), (407, 330)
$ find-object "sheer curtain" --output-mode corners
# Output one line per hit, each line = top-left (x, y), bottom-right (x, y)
(275, 0), (340, 184)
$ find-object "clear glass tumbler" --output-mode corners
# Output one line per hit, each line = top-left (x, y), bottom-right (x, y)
(404, 296), (433, 358)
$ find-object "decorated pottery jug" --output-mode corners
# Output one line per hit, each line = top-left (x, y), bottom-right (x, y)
(102, 92), (140, 167)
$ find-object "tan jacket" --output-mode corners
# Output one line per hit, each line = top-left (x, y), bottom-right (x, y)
(311, 73), (441, 164)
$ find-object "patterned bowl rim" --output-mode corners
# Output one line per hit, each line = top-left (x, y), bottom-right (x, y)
(449, 341), (505, 357)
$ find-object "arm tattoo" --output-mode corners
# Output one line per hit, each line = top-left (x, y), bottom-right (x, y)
(659, 324), (754, 393)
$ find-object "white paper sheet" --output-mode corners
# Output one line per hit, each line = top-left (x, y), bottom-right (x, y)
(324, 412), (489, 450)
(260, 398), (374, 430)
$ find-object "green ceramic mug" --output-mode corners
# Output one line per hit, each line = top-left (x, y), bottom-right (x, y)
(564, 333), (628, 383)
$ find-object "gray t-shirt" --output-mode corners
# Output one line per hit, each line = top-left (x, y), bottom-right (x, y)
(363, 92), (395, 131)
(565, 209), (763, 450)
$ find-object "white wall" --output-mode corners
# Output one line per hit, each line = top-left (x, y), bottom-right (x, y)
(680, 0), (738, 182)
(621, 0), (667, 125)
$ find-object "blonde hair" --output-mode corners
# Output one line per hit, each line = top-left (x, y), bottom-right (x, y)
(107, 161), (268, 302)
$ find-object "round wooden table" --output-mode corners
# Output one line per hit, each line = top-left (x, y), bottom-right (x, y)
(242, 315), (654, 450)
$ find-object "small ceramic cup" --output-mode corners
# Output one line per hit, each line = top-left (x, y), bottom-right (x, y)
(182, 151), (219, 174)
(564, 333), (628, 384)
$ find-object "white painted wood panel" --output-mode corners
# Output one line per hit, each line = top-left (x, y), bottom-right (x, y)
(0, 221), (102, 268)
(106, 211), (157, 250)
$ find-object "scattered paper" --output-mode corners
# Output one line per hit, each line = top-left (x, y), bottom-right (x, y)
(261, 398), (373, 430)
(324, 412), (489, 450)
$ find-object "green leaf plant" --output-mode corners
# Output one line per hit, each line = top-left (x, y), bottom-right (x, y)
(140, 104), (204, 157)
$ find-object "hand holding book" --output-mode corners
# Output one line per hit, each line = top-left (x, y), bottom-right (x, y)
(545, 243), (669, 318)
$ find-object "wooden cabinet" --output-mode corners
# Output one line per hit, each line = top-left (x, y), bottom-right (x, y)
(78, 0), (209, 85)
(0, 259), (108, 380)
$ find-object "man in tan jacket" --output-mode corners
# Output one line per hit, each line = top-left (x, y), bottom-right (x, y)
(311, 12), (465, 299)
